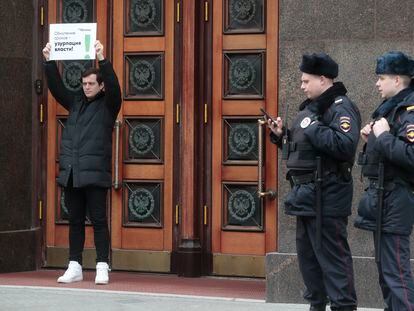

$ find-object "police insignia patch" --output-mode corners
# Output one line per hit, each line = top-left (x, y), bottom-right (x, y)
(300, 117), (311, 128)
(406, 124), (414, 143)
(339, 116), (351, 132)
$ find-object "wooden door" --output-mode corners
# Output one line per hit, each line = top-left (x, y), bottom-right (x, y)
(210, 0), (279, 277)
(110, 0), (175, 272)
(45, 0), (175, 272)
(44, 0), (278, 276)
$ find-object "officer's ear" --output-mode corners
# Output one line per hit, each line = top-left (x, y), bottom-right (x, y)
(320, 75), (333, 85)
(319, 75), (328, 85)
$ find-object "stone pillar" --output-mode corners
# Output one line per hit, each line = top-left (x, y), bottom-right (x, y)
(0, 1), (41, 273)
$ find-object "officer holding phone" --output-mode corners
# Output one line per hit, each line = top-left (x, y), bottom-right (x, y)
(265, 53), (361, 311)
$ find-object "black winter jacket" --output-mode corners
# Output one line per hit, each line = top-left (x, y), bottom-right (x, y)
(355, 88), (414, 235)
(270, 83), (361, 217)
(44, 59), (122, 188)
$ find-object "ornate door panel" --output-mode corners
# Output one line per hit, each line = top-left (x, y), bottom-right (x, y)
(211, 0), (279, 276)
(45, 0), (175, 272)
(110, 0), (175, 272)
(45, 0), (111, 268)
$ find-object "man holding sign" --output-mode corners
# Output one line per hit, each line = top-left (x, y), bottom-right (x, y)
(42, 40), (121, 285)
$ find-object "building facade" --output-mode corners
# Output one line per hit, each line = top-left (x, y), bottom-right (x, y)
(0, 0), (413, 307)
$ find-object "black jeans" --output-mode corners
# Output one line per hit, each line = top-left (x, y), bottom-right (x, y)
(64, 183), (109, 265)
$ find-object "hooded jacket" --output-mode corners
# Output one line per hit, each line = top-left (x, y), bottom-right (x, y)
(44, 59), (122, 188)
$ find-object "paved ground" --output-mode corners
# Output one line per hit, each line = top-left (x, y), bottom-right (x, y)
(0, 270), (383, 311)
(0, 286), (382, 311)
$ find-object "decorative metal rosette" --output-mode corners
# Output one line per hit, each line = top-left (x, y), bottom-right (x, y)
(130, 60), (156, 91)
(128, 188), (155, 220)
(230, 0), (256, 25)
(228, 190), (256, 222)
(63, 0), (88, 23)
(129, 124), (155, 155)
(229, 58), (256, 90)
(229, 124), (256, 156)
(60, 191), (69, 216)
(62, 61), (86, 92)
(131, 0), (156, 27)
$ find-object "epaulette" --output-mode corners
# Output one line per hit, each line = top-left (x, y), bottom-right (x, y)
(334, 98), (343, 104)
(407, 105), (414, 111)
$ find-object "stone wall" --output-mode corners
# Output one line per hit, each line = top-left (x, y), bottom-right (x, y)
(0, 0), (40, 273)
(267, 0), (414, 308)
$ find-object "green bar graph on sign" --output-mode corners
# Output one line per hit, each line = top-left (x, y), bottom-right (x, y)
(84, 34), (90, 59)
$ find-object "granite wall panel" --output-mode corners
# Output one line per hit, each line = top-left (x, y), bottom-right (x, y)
(0, 0), (37, 272)
(270, 0), (414, 307)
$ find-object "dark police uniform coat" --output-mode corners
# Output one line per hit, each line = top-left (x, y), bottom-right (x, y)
(270, 82), (361, 310)
(355, 87), (414, 310)
(271, 82), (361, 217)
(355, 87), (414, 235)
(44, 59), (122, 188)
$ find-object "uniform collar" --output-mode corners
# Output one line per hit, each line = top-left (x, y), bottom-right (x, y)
(299, 82), (347, 114)
(372, 87), (414, 119)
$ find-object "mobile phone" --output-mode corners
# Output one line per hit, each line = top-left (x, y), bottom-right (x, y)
(260, 108), (276, 123)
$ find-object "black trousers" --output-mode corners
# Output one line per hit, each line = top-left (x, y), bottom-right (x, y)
(375, 232), (414, 311)
(64, 183), (109, 265)
(296, 216), (357, 309)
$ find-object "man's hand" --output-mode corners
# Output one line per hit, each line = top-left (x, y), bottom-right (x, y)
(267, 116), (283, 136)
(360, 122), (373, 143)
(372, 118), (390, 137)
(42, 43), (51, 61)
(95, 40), (104, 61)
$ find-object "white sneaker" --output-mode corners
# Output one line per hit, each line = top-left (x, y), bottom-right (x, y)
(95, 262), (110, 285)
(57, 261), (83, 283)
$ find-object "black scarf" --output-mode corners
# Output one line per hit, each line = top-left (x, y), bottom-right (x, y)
(371, 87), (413, 119)
(299, 82), (347, 114)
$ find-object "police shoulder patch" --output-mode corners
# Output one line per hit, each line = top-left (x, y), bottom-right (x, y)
(339, 116), (351, 132)
(300, 117), (312, 128)
(406, 124), (414, 143)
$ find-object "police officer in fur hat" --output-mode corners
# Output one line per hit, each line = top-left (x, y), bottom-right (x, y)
(266, 53), (360, 311)
(355, 51), (414, 309)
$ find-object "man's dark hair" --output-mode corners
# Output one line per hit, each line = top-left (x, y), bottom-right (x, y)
(81, 68), (103, 84)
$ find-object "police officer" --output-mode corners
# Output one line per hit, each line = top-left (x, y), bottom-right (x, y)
(355, 51), (414, 310)
(266, 53), (360, 311)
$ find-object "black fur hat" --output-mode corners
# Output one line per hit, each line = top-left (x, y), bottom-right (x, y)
(376, 51), (414, 76)
(299, 53), (338, 79)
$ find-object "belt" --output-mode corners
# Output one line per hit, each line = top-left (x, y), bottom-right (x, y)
(368, 179), (395, 191)
(289, 172), (315, 185)
(288, 142), (314, 152)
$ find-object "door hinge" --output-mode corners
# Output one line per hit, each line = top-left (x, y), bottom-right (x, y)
(40, 6), (44, 26)
(204, 103), (208, 124)
(176, 104), (180, 124)
(204, 1), (209, 22)
(176, 2), (180, 23)
(38, 200), (43, 220)
(39, 103), (44, 124)
(203, 205), (208, 225)
(175, 204), (180, 225)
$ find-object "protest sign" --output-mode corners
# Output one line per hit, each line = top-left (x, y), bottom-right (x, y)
(49, 23), (97, 60)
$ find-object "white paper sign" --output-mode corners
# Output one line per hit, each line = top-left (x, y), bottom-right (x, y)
(49, 23), (97, 60)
